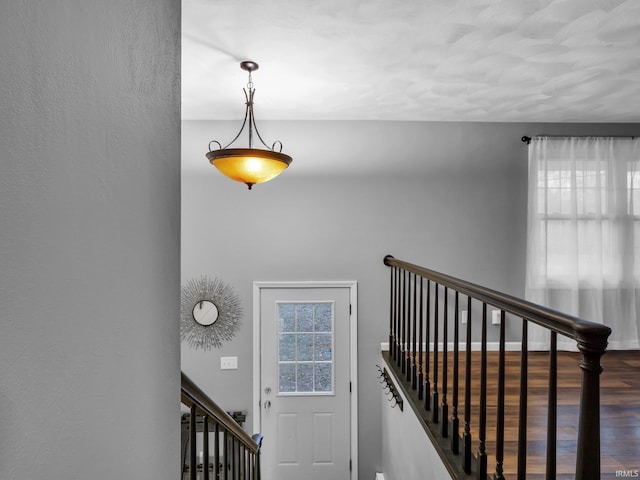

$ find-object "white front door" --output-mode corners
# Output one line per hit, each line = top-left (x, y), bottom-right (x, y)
(255, 284), (356, 480)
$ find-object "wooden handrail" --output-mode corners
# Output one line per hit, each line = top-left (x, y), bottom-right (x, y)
(383, 255), (611, 480)
(383, 255), (611, 351)
(181, 372), (260, 454)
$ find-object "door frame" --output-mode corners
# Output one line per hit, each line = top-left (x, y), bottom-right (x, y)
(253, 281), (358, 480)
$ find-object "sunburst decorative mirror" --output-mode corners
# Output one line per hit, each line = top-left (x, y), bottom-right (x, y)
(180, 276), (242, 350)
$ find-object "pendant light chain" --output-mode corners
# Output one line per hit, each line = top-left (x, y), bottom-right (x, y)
(247, 69), (254, 90)
(246, 68), (254, 149)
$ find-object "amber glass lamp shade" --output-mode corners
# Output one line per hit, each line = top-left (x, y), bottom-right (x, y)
(206, 148), (293, 190)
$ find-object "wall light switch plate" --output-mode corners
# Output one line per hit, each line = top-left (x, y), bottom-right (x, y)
(221, 356), (238, 370)
(492, 310), (501, 325)
(461, 310), (468, 324)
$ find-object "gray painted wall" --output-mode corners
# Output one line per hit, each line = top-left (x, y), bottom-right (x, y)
(182, 120), (638, 479)
(380, 354), (452, 480)
(0, 2), (181, 479)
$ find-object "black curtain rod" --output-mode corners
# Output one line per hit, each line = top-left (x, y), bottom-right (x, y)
(522, 135), (638, 144)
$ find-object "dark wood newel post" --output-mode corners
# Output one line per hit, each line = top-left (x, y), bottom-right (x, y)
(384, 255), (400, 365)
(575, 327), (610, 480)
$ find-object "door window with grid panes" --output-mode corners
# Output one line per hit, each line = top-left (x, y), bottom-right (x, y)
(277, 302), (334, 395)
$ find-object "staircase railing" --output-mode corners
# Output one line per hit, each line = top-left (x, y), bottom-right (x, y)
(383, 255), (611, 480)
(181, 372), (263, 480)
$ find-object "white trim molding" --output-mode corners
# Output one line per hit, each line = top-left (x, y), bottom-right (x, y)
(381, 341), (524, 352)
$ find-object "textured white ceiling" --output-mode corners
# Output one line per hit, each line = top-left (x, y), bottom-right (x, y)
(182, 0), (640, 122)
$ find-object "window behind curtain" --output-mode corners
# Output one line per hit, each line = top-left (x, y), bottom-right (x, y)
(525, 136), (640, 349)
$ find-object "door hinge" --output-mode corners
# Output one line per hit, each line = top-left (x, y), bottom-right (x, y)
(350, 459), (352, 471)
(349, 381), (352, 393)
(349, 304), (352, 315)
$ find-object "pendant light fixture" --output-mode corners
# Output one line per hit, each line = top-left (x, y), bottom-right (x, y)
(206, 61), (292, 190)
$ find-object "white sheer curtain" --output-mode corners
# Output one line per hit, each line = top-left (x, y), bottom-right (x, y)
(525, 136), (640, 350)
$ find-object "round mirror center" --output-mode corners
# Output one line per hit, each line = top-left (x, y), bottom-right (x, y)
(193, 300), (219, 326)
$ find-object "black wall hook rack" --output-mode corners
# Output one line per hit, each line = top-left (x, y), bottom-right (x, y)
(376, 365), (403, 411)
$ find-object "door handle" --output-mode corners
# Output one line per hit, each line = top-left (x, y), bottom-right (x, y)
(264, 400), (271, 410)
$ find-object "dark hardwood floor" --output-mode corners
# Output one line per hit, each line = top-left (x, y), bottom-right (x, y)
(414, 349), (640, 479)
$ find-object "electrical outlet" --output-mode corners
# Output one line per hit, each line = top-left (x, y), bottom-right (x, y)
(492, 310), (501, 325)
(220, 356), (238, 370)
(461, 310), (468, 324)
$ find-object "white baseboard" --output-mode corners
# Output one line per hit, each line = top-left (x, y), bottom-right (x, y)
(381, 341), (523, 352)
(375, 473), (385, 480)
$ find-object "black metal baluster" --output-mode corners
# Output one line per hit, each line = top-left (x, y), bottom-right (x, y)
(254, 446), (258, 480)
(215, 422), (220, 480)
(412, 273), (418, 389)
(546, 332), (557, 480)
(253, 434), (260, 480)
(389, 265), (395, 360)
(223, 429), (229, 480)
(477, 303), (488, 479)
(517, 320), (528, 479)
(236, 439), (240, 480)
(239, 443), (243, 480)
(495, 310), (506, 480)
(190, 405), (197, 480)
(203, 416), (210, 480)
(432, 284), (439, 424)
(249, 448), (256, 480)
(230, 437), (235, 480)
(400, 271), (407, 374)
(418, 277), (424, 400)
(247, 448), (251, 480)
(239, 440), (243, 480)
(406, 272), (413, 382)
(424, 279), (431, 411)
(441, 287), (449, 437)
(396, 268), (402, 367)
(242, 447), (251, 478)
(239, 440), (242, 480)
(451, 291), (460, 455)
(253, 445), (257, 480)
(234, 442), (239, 480)
(393, 267), (398, 362)
(234, 438), (239, 480)
(394, 267), (400, 365)
(254, 451), (257, 480)
(249, 448), (254, 480)
(462, 296), (472, 474)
